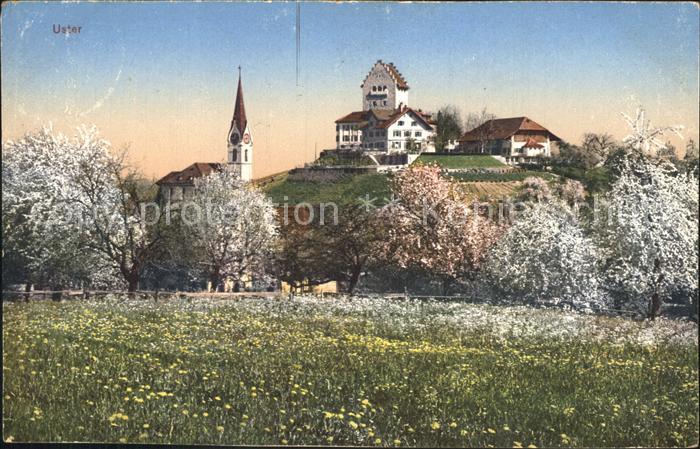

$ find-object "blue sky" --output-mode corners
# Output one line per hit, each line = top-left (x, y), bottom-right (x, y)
(2, 1), (698, 177)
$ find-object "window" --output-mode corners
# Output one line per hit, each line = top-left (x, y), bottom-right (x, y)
(411, 121), (417, 127)
(352, 136), (358, 142)
(398, 121), (404, 126)
(415, 131), (422, 137)
(393, 130), (401, 137)
(378, 142), (385, 148)
(244, 149), (248, 162)
(372, 86), (377, 92)
(373, 101), (377, 106)
(343, 136), (349, 142)
(383, 85), (387, 91)
(382, 100), (387, 106)
(336, 124), (339, 131)
(335, 135), (339, 142)
(404, 131), (411, 137)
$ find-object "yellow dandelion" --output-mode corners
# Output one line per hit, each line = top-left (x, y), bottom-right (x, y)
(349, 421), (359, 429)
(487, 428), (496, 434)
(216, 426), (224, 432)
(431, 421), (441, 430)
(143, 424), (150, 429)
(393, 439), (401, 446)
(375, 438), (382, 445)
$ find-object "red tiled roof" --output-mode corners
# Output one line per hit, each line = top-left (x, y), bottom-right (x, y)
(335, 107), (435, 130)
(361, 60), (410, 91)
(383, 62), (409, 90)
(156, 162), (224, 185)
(458, 117), (561, 142)
(522, 137), (544, 149)
(335, 111), (367, 123)
(375, 107), (433, 130)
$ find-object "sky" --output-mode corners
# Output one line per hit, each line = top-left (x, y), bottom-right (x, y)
(2, 1), (699, 180)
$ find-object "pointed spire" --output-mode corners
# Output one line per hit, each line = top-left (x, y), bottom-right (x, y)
(232, 66), (247, 135)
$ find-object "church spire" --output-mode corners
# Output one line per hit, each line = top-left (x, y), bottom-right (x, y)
(232, 66), (247, 135)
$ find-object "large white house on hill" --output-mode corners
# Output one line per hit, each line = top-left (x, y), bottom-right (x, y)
(335, 61), (437, 154)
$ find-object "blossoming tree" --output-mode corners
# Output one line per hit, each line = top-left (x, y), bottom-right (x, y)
(186, 168), (278, 292)
(486, 200), (604, 310)
(2, 126), (122, 293)
(597, 156), (698, 318)
(377, 164), (505, 294)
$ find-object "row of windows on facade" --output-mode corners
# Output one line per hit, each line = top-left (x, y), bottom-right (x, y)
(371, 85), (388, 92)
(338, 130), (423, 142)
(339, 141), (422, 150)
(337, 120), (419, 132)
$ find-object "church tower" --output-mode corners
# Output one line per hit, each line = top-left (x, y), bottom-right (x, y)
(227, 67), (253, 181)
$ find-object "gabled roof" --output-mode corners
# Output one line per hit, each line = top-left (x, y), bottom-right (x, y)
(383, 62), (409, 90)
(375, 107), (434, 129)
(458, 117), (561, 142)
(334, 106), (435, 130)
(522, 137), (544, 149)
(360, 60), (410, 91)
(156, 162), (224, 186)
(335, 111), (367, 124)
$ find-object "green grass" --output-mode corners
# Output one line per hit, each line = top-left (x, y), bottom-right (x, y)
(263, 173), (390, 205)
(2, 297), (698, 446)
(450, 171), (556, 182)
(414, 155), (504, 169)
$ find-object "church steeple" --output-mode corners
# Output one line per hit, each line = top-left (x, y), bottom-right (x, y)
(227, 66), (253, 181)
(231, 66), (247, 135)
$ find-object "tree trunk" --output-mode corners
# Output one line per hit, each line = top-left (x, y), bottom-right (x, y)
(441, 277), (454, 296)
(24, 281), (32, 302)
(209, 271), (221, 293)
(127, 275), (139, 295)
(647, 258), (664, 320)
(51, 285), (63, 302)
(346, 267), (362, 294)
(648, 292), (662, 320)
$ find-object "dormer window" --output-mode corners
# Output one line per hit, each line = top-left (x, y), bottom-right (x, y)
(398, 121), (404, 126)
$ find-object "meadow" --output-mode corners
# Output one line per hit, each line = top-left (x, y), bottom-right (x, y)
(2, 296), (698, 446)
(414, 154), (505, 168)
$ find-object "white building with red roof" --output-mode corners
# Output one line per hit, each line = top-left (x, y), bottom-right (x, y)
(335, 61), (436, 154)
(457, 116), (561, 164)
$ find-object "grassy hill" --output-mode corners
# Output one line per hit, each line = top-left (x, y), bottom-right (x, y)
(263, 172), (391, 205)
(414, 154), (504, 168)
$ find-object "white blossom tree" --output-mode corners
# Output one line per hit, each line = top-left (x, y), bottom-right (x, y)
(2, 126), (121, 293)
(597, 156), (698, 318)
(486, 200), (604, 310)
(2, 125), (164, 294)
(185, 168), (278, 292)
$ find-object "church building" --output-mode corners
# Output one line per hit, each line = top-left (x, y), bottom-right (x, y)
(157, 68), (253, 203)
(335, 60), (437, 154)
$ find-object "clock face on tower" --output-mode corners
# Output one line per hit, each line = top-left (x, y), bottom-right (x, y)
(230, 132), (240, 145)
(243, 133), (250, 144)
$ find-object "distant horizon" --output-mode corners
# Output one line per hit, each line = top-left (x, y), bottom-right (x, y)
(2, 1), (699, 179)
